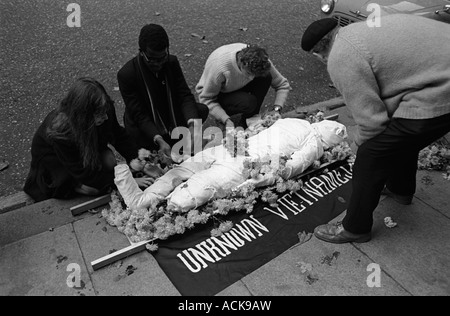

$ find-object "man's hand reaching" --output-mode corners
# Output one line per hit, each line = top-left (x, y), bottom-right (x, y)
(225, 118), (235, 130)
(135, 176), (155, 189)
(143, 163), (164, 178)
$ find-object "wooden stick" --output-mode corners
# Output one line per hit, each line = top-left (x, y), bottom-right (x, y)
(70, 194), (111, 216)
(91, 240), (154, 271)
(282, 112), (339, 121)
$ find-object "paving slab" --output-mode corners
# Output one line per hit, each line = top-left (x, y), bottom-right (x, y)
(415, 170), (450, 218)
(295, 97), (345, 114)
(0, 224), (95, 296)
(73, 212), (180, 296)
(229, 195), (405, 296)
(0, 196), (94, 247)
(240, 236), (408, 296)
(0, 191), (34, 214)
(355, 197), (450, 296)
(328, 106), (355, 128)
(217, 280), (253, 296)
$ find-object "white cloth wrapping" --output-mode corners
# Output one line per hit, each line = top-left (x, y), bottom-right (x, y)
(114, 118), (347, 211)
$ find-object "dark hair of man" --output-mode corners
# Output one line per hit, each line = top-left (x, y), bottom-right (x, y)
(138, 23), (170, 52)
(239, 45), (271, 76)
(47, 77), (111, 170)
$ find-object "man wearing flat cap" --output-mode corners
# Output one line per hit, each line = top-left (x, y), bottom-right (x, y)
(301, 15), (450, 243)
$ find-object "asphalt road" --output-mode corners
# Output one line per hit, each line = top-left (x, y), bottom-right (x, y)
(0, 0), (339, 197)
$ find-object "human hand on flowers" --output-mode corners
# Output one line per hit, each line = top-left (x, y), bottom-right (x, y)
(154, 137), (172, 160)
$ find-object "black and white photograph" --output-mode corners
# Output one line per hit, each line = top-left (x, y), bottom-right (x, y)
(0, 0), (449, 298)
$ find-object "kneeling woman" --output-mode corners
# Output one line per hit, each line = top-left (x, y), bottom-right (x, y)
(24, 77), (155, 202)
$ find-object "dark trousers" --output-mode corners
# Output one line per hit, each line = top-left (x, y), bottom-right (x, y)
(218, 75), (272, 127)
(343, 112), (450, 234)
(196, 102), (210, 123)
(24, 148), (117, 202)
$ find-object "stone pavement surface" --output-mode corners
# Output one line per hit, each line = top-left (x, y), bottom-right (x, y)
(1, 106), (449, 296)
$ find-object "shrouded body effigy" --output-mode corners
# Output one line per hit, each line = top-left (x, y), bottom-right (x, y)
(115, 118), (347, 212)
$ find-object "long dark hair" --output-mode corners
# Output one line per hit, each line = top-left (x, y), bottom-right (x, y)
(47, 77), (111, 170)
(138, 23), (169, 51)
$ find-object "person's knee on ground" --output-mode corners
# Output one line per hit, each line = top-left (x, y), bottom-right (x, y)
(229, 93), (258, 128)
(244, 75), (272, 112)
(75, 149), (117, 197)
(196, 103), (210, 123)
(219, 91), (259, 117)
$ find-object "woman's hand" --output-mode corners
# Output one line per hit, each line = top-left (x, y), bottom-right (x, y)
(135, 176), (155, 189)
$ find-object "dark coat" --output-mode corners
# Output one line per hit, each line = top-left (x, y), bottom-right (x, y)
(117, 54), (201, 149)
(23, 104), (138, 202)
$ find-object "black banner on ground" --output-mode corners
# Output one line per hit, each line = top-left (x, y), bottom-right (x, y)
(153, 161), (353, 296)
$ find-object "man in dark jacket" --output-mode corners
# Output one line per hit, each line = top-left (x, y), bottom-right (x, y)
(118, 24), (209, 159)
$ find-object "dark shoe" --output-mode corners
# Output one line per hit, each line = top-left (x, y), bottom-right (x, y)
(381, 187), (413, 205)
(314, 223), (372, 244)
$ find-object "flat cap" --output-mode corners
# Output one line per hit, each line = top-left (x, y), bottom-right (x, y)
(301, 18), (338, 51)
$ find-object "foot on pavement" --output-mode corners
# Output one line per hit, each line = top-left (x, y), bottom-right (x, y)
(0, 160), (9, 172)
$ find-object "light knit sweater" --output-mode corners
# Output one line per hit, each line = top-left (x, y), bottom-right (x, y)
(196, 43), (291, 123)
(328, 14), (450, 145)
